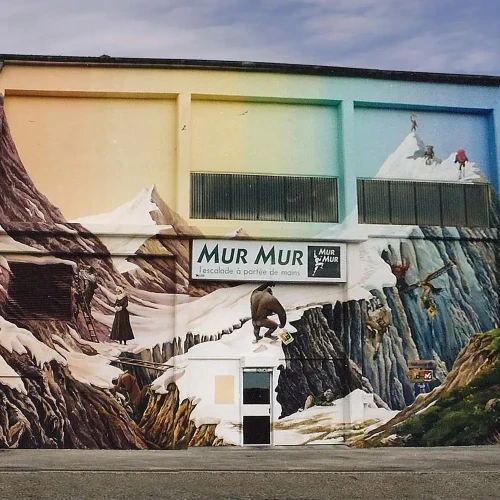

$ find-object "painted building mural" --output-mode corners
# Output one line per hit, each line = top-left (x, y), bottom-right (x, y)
(0, 58), (499, 449)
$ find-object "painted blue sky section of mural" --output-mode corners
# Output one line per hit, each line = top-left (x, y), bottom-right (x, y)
(354, 108), (491, 180)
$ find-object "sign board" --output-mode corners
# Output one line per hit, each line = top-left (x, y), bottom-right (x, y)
(279, 330), (294, 345)
(408, 360), (437, 370)
(191, 240), (347, 283)
(408, 369), (435, 383)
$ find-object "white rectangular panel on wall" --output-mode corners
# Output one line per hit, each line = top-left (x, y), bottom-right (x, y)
(191, 240), (347, 283)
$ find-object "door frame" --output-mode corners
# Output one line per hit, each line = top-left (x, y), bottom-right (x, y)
(240, 367), (274, 446)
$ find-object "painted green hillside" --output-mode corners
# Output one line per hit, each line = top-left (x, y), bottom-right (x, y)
(396, 330), (500, 446)
(354, 329), (500, 448)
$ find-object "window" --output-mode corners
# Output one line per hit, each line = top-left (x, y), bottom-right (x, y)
(191, 173), (338, 223)
(243, 371), (271, 405)
(357, 179), (490, 227)
(6, 263), (74, 321)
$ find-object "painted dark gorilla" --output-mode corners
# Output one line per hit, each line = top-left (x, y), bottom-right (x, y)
(250, 283), (287, 342)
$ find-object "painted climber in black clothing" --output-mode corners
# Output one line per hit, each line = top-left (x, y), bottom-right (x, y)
(424, 145), (435, 165)
(79, 265), (99, 310)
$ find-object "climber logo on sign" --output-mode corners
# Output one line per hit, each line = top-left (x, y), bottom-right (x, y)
(307, 245), (342, 278)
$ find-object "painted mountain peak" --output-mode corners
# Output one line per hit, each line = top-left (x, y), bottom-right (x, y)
(376, 132), (485, 183)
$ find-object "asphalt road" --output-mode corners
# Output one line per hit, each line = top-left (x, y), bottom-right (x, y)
(0, 446), (498, 499)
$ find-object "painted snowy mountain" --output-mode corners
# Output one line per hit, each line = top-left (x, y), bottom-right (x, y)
(73, 186), (173, 274)
(315, 132), (498, 407)
(73, 185), (229, 297)
(376, 132), (485, 183)
(0, 95), (155, 448)
(0, 95), (219, 449)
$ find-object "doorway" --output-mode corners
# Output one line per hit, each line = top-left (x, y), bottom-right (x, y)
(242, 368), (273, 446)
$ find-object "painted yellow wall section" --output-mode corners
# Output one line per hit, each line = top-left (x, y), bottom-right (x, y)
(0, 64), (342, 236)
(5, 95), (177, 220)
(191, 100), (337, 177)
(0, 65), (328, 100)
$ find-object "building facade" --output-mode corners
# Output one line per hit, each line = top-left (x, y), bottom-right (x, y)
(0, 55), (498, 448)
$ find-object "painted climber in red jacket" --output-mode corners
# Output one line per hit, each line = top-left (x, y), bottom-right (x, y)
(455, 148), (468, 179)
(391, 260), (410, 291)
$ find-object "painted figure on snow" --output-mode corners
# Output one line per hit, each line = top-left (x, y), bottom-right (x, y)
(455, 148), (469, 179)
(424, 145), (435, 165)
(303, 389), (335, 410)
(250, 283), (287, 343)
(410, 114), (418, 132)
(110, 286), (135, 345)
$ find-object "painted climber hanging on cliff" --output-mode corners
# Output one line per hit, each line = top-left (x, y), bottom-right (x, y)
(391, 260), (410, 291)
(404, 262), (454, 318)
(365, 298), (392, 358)
(380, 249), (411, 292)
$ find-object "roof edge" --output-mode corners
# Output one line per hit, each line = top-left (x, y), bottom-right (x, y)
(1, 54), (499, 86)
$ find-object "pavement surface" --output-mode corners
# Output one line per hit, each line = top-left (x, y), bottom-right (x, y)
(0, 445), (498, 499)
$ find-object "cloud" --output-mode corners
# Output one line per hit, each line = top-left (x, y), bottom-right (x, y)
(326, 26), (498, 74)
(0, 0), (499, 74)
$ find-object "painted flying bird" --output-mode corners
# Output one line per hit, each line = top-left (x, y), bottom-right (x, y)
(404, 262), (454, 294)
(404, 262), (454, 317)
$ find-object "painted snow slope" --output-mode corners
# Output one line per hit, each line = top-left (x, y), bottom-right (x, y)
(73, 186), (172, 273)
(0, 233), (78, 272)
(0, 317), (66, 393)
(92, 280), (370, 351)
(147, 281), (385, 444)
(0, 317), (123, 393)
(376, 133), (483, 182)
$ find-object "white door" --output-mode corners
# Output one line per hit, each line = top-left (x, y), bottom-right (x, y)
(241, 368), (273, 445)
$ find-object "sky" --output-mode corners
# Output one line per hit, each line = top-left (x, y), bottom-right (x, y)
(1, 0), (499, 75)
